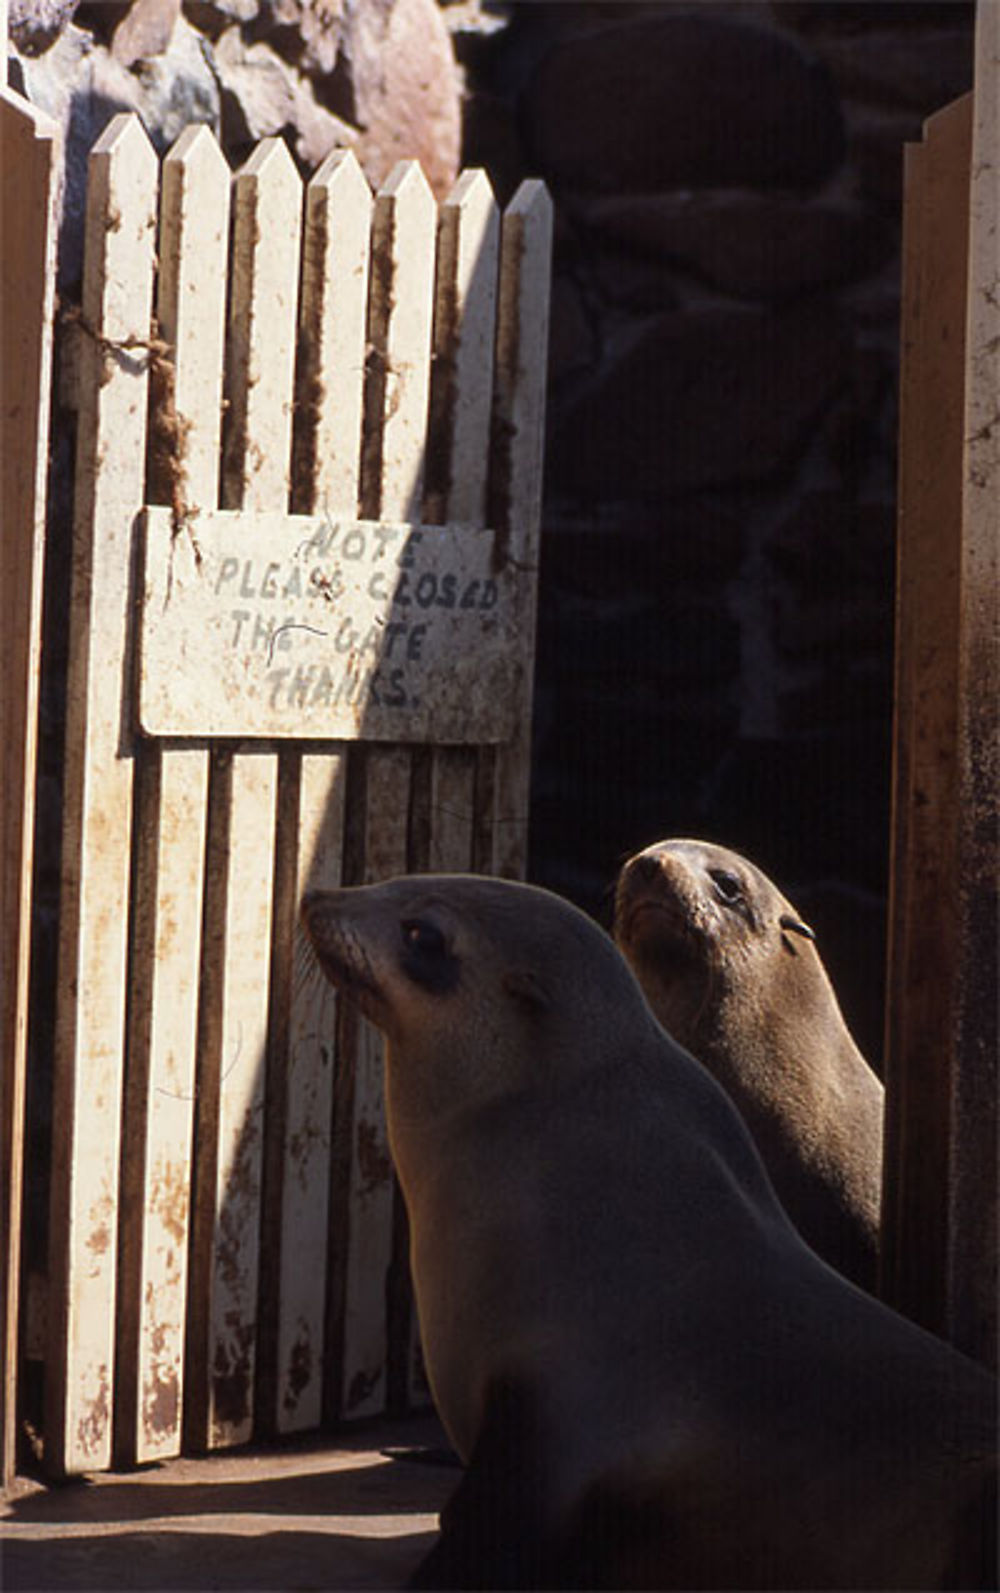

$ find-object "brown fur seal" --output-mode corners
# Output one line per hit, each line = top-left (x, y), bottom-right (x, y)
(301, 874), (995, 1592)
(614, 838), (883, 1292)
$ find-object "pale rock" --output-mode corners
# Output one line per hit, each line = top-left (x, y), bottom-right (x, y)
(340, 0), (461, 199)
(110, 0), (181, 66)
(214, 22), (356, 166)
(258, 0), (345, 77)
(9, 0), (80, 53)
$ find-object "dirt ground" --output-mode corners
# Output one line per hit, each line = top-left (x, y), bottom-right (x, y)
(0, 1413), (456, 1592)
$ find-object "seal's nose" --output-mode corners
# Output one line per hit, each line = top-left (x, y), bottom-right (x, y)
(627, 850), (664, 886)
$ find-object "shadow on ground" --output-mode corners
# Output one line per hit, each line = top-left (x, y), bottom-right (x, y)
(2, 1414), (453, 1592)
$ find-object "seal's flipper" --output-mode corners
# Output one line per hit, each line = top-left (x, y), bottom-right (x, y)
(407, 1378), (563, 1591)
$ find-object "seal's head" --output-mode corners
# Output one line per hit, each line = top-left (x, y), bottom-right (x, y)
(613, 837), (818, 1054)
(301, 872), (662, 1122)
(613, 837), (883, 1290)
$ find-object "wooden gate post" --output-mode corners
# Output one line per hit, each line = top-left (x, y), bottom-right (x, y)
(882, 1), (998, 1369)
(946, 0), (998, 1370)
(1, 82), (61, 1491)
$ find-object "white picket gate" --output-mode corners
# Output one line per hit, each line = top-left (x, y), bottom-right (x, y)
(43, 112), (551, 1476)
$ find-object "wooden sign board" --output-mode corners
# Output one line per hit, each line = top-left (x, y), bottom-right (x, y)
(139, 507), (525, 743)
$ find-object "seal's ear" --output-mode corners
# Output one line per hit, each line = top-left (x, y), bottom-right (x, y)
(502, 968), (553, 1015)
(779, 914), (816, 955)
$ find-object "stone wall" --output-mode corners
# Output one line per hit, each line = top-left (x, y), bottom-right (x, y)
(459, 1), (976, 1063)
(8, 0), (977, 1066)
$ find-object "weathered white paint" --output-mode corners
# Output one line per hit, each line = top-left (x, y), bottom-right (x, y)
(196, 137), (301, 1450)
(46, 113), (158, 1477)
(139, 509), (522, 742)
(294, 148), (372, 521)
(119, 124), (229, 1466)
(37, 117), (550, 1468)
(338, 161), (436, 1421)
(272, 149), (372, 1435)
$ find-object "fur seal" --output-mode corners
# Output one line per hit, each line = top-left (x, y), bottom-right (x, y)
(614, 838), (883, 1292)
(301, 873), (995, 1592)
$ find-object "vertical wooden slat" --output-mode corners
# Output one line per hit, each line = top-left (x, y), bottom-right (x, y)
(423, 166), (500, 881)
(1, 87), (60, 1490)
(880, 96), (972, 1338)
(268, 149), (371, 1435)
(487, 182), (553, 882)
(948, 5), (998, 1371)
(186, 137), (301, 1451)
(45, 113), (158, 1477)
(337, 160), (436, 1421)
(391, 169), (500, 1407)
(116, 124), (229, 1466)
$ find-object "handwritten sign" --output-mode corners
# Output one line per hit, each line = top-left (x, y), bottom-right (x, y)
(138, 508), (526, 742)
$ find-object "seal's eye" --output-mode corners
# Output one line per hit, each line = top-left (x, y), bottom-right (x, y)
(709, 868), (743, 907)
(401, 919), (447, 959)
(399, 917), (458, 993)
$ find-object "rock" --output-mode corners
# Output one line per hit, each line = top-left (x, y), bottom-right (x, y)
(256, 0), (345, 78)
(182, 0), (261, 34)
(546, 272), (599, 391)
(11, 24), (123, 286)
(110, 0), (181, 65)
(9, 0), (80, 54)
(585, 247), (677, 316)
(460, 88), (526, 206)
(11, 15), (221, 286)
(548, 303), (850, 498)
(539, 597), (741, 689)
(579, 189), (895, 302)
(214, 23), (355, 166)
(338, 0), (461, 198)
(769, 493), (868, 577)
(74, 2), (131, 45)
(520, 12), (845, 195)
(120, 13), (222, 144)
(773, 2), (973, 36)
(540, 504), (745, 599)
(845, 102), (925, 213)
(809, 26), (973, 116)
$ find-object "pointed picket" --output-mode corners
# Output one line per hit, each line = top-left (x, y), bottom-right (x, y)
(294, 148), (372, 520)
(46, 112), (158, 1477)
(116, 123), (229, 1466)
(486, 181), (553, 882)
(425, 168), (500, 530)
(362, 160), (438, 524)
(222, 138), (302, 514)
(333, 160), (437, 1420)
(270, 150), (371, 1434)
(187, 137), (302, 1451)
(422, 168), (500, 872)
(388, 169), (502, 1403)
